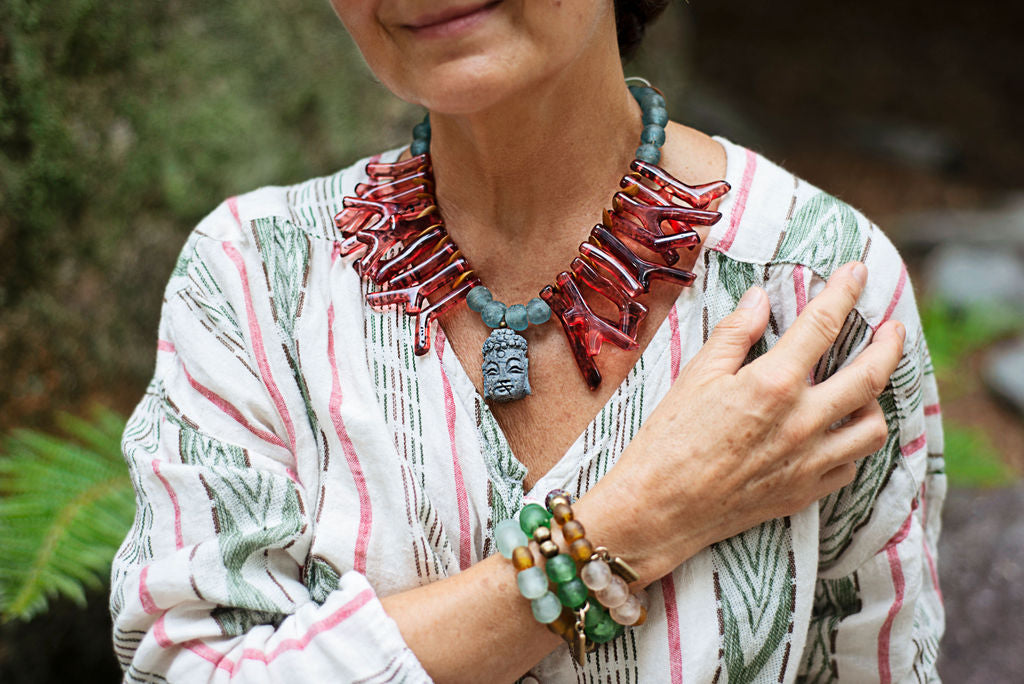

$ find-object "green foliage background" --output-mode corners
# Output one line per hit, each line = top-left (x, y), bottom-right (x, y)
(0, 0), (419, 428)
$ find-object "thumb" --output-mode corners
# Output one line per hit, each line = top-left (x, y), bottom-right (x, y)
(688, 287), (769, 380)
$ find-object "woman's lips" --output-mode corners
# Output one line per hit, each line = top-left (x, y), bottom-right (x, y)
(404, 1), (502, 39)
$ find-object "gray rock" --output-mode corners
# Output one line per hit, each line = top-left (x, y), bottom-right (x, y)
(894, 194), (1024, 251)
(938, 484), (1024, 683)
(984, 339), (1024, 415)
(922, 244), (1024, 310)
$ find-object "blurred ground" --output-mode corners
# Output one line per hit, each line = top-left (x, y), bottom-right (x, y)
(1, 0), (1021, 681)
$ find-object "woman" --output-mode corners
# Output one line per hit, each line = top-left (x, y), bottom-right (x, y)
(110, 1), (944, 681)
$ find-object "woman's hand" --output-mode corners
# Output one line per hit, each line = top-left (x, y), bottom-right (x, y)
(576, 262), (906, 585)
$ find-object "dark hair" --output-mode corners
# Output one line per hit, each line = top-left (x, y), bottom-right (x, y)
(614, 0), (671, 60)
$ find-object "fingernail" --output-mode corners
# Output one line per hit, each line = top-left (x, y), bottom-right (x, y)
(737, 287), (763, 310)
(894, 321), (906, 342)
(852, 263), (868, 286)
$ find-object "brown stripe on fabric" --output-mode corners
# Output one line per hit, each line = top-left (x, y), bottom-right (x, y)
(198, 473), (220, 534)
(316, 484), (326, 523)
(266, 568), (295, 604)
(321, 430), (330, 470)
(778, 642), (791, 683)
(860, 235), (873, 263)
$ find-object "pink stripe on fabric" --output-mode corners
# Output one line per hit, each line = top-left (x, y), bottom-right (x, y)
(157, 340), (176, 353)
(660, 574), (684, 684)
(900, 433), (927, 457)
(226, 196), (242, 226)
(714, 148), (756, 252)
(877, 510), (915, 683)
(327, 304), (372, 575)
(223, 589), (374, 677)
(184, 640), (227, 667)
(924, 403), (941, 416)
(151, 460), (183, 550)
(138, 566), (159, 614)
(434, 329), (472, 571)
(153, 612), (173, 648)
(668, 304), (682, 382)
(183, 366), (287, 449)
(876, 263), (908, 330)
(793, 265), (808, 315)
(222, 242), (298, 452)
(919, 484), (944, 604)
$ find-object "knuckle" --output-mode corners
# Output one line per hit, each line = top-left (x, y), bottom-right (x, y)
(808, 305), (844, 340)
(870, 418), (890, 450)
(838, 463), (857, 486)
(756, 367), (800, 401)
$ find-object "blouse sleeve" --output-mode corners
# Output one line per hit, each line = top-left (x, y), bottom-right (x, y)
(108, 201), (431, 683)
(796, 241), (946, 682)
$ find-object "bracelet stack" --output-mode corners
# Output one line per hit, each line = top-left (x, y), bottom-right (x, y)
(494, 490), (648, 664)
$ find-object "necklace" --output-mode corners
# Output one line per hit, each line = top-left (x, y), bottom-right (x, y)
(334, 83), (730, 402)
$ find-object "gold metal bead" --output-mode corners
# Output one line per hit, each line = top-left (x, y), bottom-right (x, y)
(547, 494), (571, 511)
(540, 540), (559, 558)
(533, 525), (552, 544)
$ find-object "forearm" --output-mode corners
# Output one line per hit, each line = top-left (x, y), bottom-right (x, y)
(380, 552), (562, 683)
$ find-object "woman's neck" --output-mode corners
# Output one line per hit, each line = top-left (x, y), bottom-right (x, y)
(426, 33), (639, 278)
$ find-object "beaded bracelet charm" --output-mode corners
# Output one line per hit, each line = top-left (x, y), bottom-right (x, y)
(494, 490), (648, 664)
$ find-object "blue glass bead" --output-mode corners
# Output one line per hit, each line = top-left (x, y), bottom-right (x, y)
(517, 566), (549, 600)
(504, 304), (529, 331)
(495, 519), (529, 558)
(641, 124), (666, 146)
(410, 139), (429, 156)
(636, 144), (661, 164)
(413, 121), (431, 142)
(640, 90), (666, 110)
(526, 297), (551, 325)
(628, 84), (646, 101)
(466, 285), (493, 312)
(531, 591), (563, 624)
(642, 106), (669, 127)
(480, 300), (507, 328)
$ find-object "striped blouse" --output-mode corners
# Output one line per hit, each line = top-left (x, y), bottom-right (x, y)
(110, 137), (945, 683)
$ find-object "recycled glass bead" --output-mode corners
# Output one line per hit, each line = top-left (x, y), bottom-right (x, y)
(481, 300), (507, 328)
(512, 546), (534, 571)
(466, 286), (493, 312)
(544, 488), (573, 510)
(413, 120), (431, 142)
(584, 603), (619, 644)
(642, 106), (669, 127)
(581, 559), (612, 591)
(595, 574), (630, 608)
(628, 84), (646, 100)
(547, 607), (576, 640)
(569, 538), (594, 564)
(551, 502), (573, 525)
(519, 503), (552, 536)
(610, 592), (643, 625)
(495, 519), (529, 558)
(546, 554), (577, 584)
(505, 304), (529, 331)
(641, 124), (666, 146)
(517, 566), (549, 600)
(557, 577), (589, 609)
(636, 143), (661, 164)
(410, 139), (429, 156)
(640, 90), (666, 110)
(561, 520), (585, 543)
(526, 297), (552, 325)
(531, 591), (563, 624)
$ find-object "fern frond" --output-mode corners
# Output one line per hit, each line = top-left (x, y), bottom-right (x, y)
(0, 407), (134, 621)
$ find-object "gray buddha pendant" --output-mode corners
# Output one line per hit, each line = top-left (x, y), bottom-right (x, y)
(482, 328), (532, 403)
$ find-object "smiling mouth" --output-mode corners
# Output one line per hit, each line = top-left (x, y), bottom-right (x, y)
(403, 1), (503, 38)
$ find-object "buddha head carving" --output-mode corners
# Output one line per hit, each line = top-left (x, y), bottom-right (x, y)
(481, 328), (531, 402)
